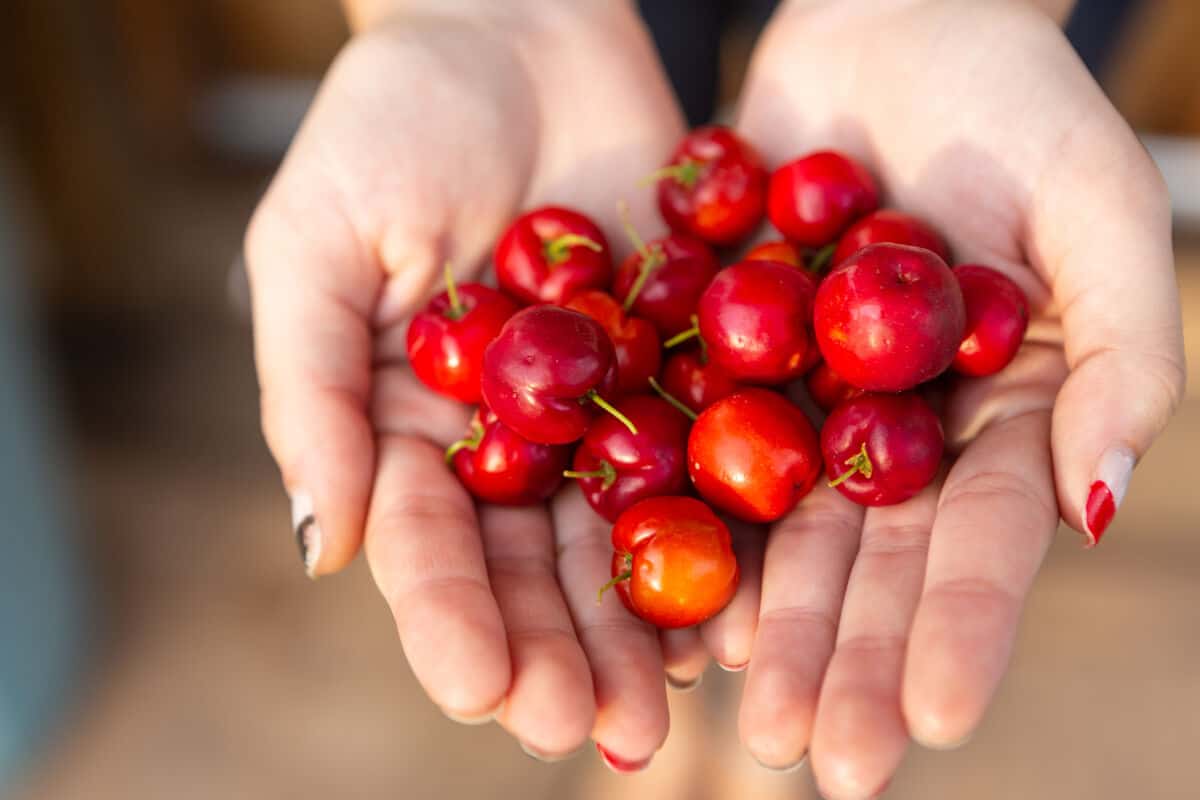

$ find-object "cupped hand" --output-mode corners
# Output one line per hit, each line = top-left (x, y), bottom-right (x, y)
(728, 0), (1185, 794)
(245, 3), (694, 764)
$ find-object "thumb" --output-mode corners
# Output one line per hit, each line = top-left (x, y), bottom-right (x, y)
(1037, 128), (1186, 545)
(246, 182), (381, 577)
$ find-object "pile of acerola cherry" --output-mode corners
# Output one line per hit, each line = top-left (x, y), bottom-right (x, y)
(407, 127), (1028, 632)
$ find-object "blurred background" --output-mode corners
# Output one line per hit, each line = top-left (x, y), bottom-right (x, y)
(1, 1), (1198, 798)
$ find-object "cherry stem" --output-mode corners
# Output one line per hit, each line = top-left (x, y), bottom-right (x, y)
(544, 233), (602, 265)
(585, 390), (638, 435)
(663, 318), (701, 349)
(563, 460), (618, 490)
(442, 262), (465, 320)
(617, 200), (664, 312)
(444, 421), (484, 464)
(827, 442), (873, 488)
(808, 243), (836, 276)
(597, 553), (634, 604)
(648, 376), (698, 421)
(638, 158), (702, 189)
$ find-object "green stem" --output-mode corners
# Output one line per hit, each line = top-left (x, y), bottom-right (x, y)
(444, 421), (484, 464)
(563, 459), (618, 490)
(663, 317), (701, 349)
(808, 243), (836, 277)
(827, 442), (873, 488)
(444, 262), (464, 320)
(639, 158), (702, 189)
(648, 377), (698, 421)
(617, 200), (664, 312)
(544, 233), (602, 265)
(585, 390), (638, 436)
(597, 553), (634, 604)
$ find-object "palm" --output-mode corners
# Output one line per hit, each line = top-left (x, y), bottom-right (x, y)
(728, 1), (1173, 794)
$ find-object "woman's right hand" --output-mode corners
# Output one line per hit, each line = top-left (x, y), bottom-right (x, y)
(245, 1), (698, 766)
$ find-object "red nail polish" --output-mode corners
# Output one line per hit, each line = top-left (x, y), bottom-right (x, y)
(1085, 480), (1115, 547)
(595, 743), (652, 773)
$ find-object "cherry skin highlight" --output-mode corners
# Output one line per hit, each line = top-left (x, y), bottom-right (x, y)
(565, 290), (661, 396)
(448, 405), (570, 505)
(653, 126), (768, 246)
(687, 389), (822, 523)
(406, 272), (518, 403)
(612, 231), (720, 338)
(832, 209), (950, 266)
(607, 496), (739, 629)
(494, 205), (612, 305)
(567, 395), (690, 522)
(821, 392), (944, 507)
(805, 360), (865, 413)
(744, 239), (804, 268)
(481, 305), (620, 444)
(767, 150), (880, 247)
(660, 349), (741, 414)
(696, 259), (817, 384)
(814, 243), (965, 392)
(952, 264), (1030, 377)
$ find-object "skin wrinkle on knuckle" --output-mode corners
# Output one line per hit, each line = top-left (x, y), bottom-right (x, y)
(921, 576), (1021, 612)
(937, 467), (1055, 522)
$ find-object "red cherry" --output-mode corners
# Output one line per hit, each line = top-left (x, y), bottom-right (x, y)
(406, 265), (519, 403)
(767, 150), (880, 247)
(481, 306), (630, 444)
(564, 290), (661, 396)
(687, 389), (821, 523)
(805, 360), (865, 413)
(952, 265), (1030, 377)
(695, 259), (817, 384)
(814, 243), (965, 392)
(612, 217), (720, 338)
(566, 395), (690, 522)
(651, 126), (767, 246)
(659, 349), (741, 414)
(832, 209), (950, 267)
(821, 393), (944, 507)
(605, 496), (739, 629)
(494, 206), (612, 305)
(448, 405), (570, 505)
(744, 239), (804, 268)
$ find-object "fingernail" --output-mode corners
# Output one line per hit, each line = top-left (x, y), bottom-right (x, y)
(595, 743), (653, 773)
(756, 752), (808, 773)
(718, 660), (749, 673)
(520, 741), (580, 763)
(443, 699), (503, 726)
(291, 491), (322, 578)
(913, 729), (973, 751)
(1084, 447), (1135, 547)
(666, 672), (703, 692)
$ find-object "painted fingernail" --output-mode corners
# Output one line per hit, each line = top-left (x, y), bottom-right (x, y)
(1084, 447), (1135, 547)
(595, 743), (653, 773)
(291, 492), (322, 578)
(666, 672), (703, 692)
(520, 741), (580, 763)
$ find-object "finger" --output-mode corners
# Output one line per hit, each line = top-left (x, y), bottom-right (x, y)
(698, 519), (765, 672)
(1033, 113), (1185, 544)
(364, 434), (509, 720)
(247, 189), (380, 577)
(478, 504), (595, 758)
(551, 485), (668, 771)
(660, 628), (710, 691)
(738, 484), (862, 770)
(369, 364), (472, 448)
(903, 411), (1057, 748)
(810, 481), (940, 800)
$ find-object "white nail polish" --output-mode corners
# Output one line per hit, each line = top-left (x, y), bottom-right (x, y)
(1095, 446), (1136, 507)
(290, 492), (322, 578)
